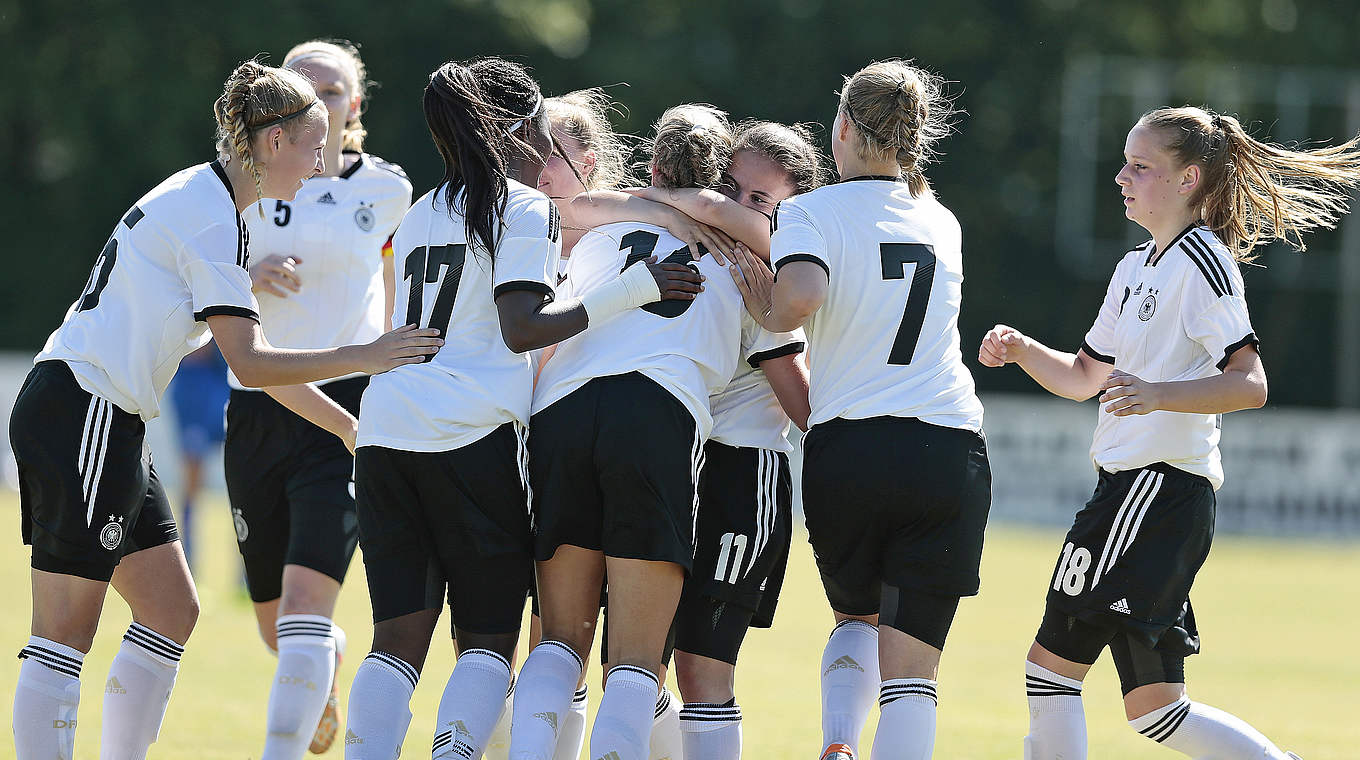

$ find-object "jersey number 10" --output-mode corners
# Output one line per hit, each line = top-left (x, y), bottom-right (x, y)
(403, 243), (467, 360)
(879, 243), (937, 366)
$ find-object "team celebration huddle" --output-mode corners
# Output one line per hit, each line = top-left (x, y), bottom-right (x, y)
(12, 35), (1360, 760)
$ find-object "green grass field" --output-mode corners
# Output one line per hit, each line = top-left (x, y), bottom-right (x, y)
(1, 491), (1356, 759)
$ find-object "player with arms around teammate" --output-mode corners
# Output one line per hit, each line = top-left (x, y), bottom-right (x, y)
(226, 40), (413, 759)
(341, 59), (701, 760)
(510, 104), (745, 760)
(980, 107), (1360, 760)
(9, 60), (440, 760)
(750, 60), (991, 760)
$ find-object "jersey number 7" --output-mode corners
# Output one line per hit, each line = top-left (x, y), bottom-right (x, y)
(879, 243), (937, 365)
(403, 243), (467, 360)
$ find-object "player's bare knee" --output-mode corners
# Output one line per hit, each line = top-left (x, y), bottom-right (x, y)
(454, 628), (519, 662)
(673, 650), (734, 704)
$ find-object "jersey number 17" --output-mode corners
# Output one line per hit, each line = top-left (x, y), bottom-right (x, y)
(403, 243), (466, 361)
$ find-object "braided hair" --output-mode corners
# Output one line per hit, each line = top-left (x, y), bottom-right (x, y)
(647, 104), (734, 190)
(839, 59), (955, 197)
(213, 60), (320, 212)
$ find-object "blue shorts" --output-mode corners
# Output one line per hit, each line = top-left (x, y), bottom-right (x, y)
(168, 362), (229, 458)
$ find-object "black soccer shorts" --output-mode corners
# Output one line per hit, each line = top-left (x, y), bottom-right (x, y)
(1039, 462), (1214, 658)
(224, 377), (366, 602)
(674, 442), (792, 664)
(529, 373), (702, 570)
(12, 361), (178, 582)
(354, 423), (533, 634)
(802, 415), (991, 643)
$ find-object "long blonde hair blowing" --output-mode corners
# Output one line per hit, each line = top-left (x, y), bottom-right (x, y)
(1142, 106), (1360, 260)
(544, 88), (634, 190)
(213, 60), (319, 209)
(839, 59), (954, 197)
(648, 104), (734, 190)
(284, 39), (371, 152)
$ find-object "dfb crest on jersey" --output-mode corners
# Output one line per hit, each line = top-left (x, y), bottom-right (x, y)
(99, 515), (125, 550)
(232, 507), (249, 542)
(1138, 293), (1157, 321)
(354, 205), (376, 232)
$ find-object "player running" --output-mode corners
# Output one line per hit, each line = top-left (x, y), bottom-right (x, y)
(225, 39), (413, 759)
(9, 60), (441, 760)
(980, 106), (1360, 760)
(747, 60), (992, 760)
(340, 58), (700, 760)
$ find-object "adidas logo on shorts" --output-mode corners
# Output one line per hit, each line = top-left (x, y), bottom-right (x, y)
(1110, 598), (1132, 615)
(823, 655), (865, 675)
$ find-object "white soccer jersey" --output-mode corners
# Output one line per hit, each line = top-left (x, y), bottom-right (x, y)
(1082, 225), (1258, 489)
(532, 222), (745, 439)
(357, 179), (560, 452)
(37, 161), (258, 420)
(769, 177), (984, 431)
(709, 319), (805, 452)
(230, 152), (412, 389)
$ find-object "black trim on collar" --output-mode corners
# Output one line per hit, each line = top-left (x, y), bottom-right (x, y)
(1146, 223), (1200, 266)
(338, 151), (364, 180)
(836, 174), (905, 184)
(211, 160), (236, 201)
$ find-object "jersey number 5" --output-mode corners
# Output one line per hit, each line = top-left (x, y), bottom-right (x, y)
(619, 230), (696, 318)
(403, 243), (467, 358)
(879, 243), (937, 365)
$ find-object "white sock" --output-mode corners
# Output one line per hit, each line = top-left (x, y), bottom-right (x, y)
(14, 636), (83, 760)
(679, 699), (742, 760)
(261, 615), (336, 760)
(483, 675), (516, 760)
(1130, 697), (1290, 759)
(345, 651), (418, 760)
(820, 619), (879, 755)
(431, 649), (512, 759)
(552, 686), (589, 760)
(509, 641), (584, 760)
(100, 622), (184, 760)
(870, 679), (937, 760)
(589, 666), (661, 760)
(1024, 661), (1086, 760)
(649, 687), (683, 760)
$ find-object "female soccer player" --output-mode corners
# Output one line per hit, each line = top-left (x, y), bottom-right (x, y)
(509, 104), (748, 760)
(225, 40), (413, 759)
(751, 60), (992, 760)
(9, 59), (441, 760)
(340, 58), (700, 760)
(537, 88), (635, 257)
(979, 107), (1360, 760)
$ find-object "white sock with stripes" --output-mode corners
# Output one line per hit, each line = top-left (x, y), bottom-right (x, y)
(649, 687), (683, 760)
(552, 686), (589, 760)
(345, 651), (418, 760)
(820, 619), (879, 755)
(590, 665), (661, 760)
(1024, 661), (1086, 760)
(14, 636), (83, 760)
(100, 622), (184, 760)
(509, 641), (583, 760)
(679, 699), (742, 760)
(1130, 697), (1290, 759)
(261, 615), (335, 760)
(870, 678), (937, 760)
(432, 649), (513, 759)
(482, 675), (516, 760)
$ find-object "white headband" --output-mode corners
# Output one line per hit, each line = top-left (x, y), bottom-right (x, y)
(506, 92), (544, 136)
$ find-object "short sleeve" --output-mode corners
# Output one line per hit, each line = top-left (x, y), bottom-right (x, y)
(1182, 268), (1259, 370)
(1080, 259), (1130, 365)
(493, 195), (561, 300)
(770, 200), (829, 279)
(180, 222), (259, 322)
(743, 314), (805, 368)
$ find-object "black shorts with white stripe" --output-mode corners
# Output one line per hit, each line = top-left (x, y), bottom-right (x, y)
(529, 373), (702, 570)
(1042, 462), (1213, 656)
(12, 360), (177, 582)
(354, 422), (533, 633)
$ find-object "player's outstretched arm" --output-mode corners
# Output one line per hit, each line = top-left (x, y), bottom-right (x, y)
(209, 315), (443, 387)
(978, 324), (1110, 401)
(628, 186), (773, 261)
(262, 384), (359, 453)
(569, 190), (735, 262)
(494, 258), (705, 353)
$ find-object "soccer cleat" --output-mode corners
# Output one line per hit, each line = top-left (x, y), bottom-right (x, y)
(309, 692), (341, 753)
(820, 743), (854, 760)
